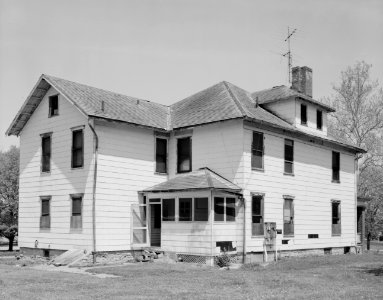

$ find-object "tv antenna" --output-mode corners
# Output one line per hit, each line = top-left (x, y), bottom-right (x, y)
(282, 27), (297, 84)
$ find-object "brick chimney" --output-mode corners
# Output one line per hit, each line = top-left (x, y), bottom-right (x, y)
(291, 66), (312, 97)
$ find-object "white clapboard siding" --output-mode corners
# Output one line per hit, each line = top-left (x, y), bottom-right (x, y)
(263, 99), (296, 124)
(242, 125), (356, 252)
(18, 87), (94, 251)
(94, 123), (167, 251)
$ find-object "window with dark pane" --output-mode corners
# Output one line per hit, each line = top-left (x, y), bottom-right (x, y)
(252, 131), (264, 169)
(41, 135), (51, 172)
(71, 195), (83, 229)
(40, 197), (51, 229)
(194, 197), (208, 221)
(162, 198), (175, 221)
(317, 110), (323, 130)
(72, 129), (84, 168)
(332, 201), (341, 235)
(252, 195), (263, 236)
(214, 197), (224, 221)
(283, 198), (294, 236)
(155, 138), (167, 173)
(49, 95), (59, 117)
(226, 198), (236, 221)
(177, 137), (191, 173)
(301, 104), (307, 125)
(284, 139), (294, 174)
(332, 151), (340, 182)
(179, 198), (192, 221)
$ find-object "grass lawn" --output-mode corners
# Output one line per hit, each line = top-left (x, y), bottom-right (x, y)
(0, 253), (383, 299)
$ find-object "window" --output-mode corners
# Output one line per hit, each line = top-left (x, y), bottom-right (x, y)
(252, 132), (264, 169)
(332, 201), (341, 235)
(155, 138), (167, 173)
(49, 95), (59, 117)
(226, 198), (236, 222)
(283, 198), (294, 236)
(70, 195), (82, 229)
(332, 151), (340, 182)
(41, 134), (51, 172)
(317, 110), (323, 130)
(179, 198), (192, 221)
(252, 195), (264, 236)
(301, 104), (307, 125)
(40, 196), (51, 229)
(72, 129), (84, 168)
(162, 198), (175, 221)
(194, 198), (208, 221)
(177, 137), (191, 173)
(284, 139), (294, 174)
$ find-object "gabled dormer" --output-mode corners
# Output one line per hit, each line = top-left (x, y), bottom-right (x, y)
(252, 66), (335, 136)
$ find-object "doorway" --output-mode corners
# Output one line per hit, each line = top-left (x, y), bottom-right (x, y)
(150, 203), (161, 247)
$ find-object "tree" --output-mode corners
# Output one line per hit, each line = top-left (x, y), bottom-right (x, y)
(0, 146), (19, 251)
(326, 61), (383, 238)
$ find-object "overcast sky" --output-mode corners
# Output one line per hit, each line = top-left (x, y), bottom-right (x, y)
(1, 0), (382, 151)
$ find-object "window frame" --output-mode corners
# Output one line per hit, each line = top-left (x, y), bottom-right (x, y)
(301, 104), (307, 125)
(283, 196), (294, 237)
(316, 110), (323, 130)
(48, 94), (59, 117)
(251, 131), (264, 171)
(251, 193), (264, 237)
(194, 197), (209, 222)
(214, 196), (237, 222)
(71, 127), (84, 169)
(332, 151), (340, 183)
(331, 200), (341, 236)
(162, 198), (175, 221)
(40, 196), (51, 230)
(178, 197), (192, 221)
(176, 136), (192, 174)
(155, 137), (168, 174)
(40, 132), (52, 173)
(284, 139), (294, 175)
(70, 193), (83, 230)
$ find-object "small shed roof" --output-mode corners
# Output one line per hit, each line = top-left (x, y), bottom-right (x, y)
(142, 167), (242, 194)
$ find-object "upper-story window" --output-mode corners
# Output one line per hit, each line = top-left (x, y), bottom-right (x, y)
(284, 139), (294, 174)
(72, 129), (84, 168)
(317, 110), (323, 130)
(155, 138), (167, 174)
(252, 194), (264, 236)
(332, 151), (340, 182)
(301, 104), (307, 125)
(49, 95), (59, 117)
(41, 133), (52, 173)
(252, 131), (264, 170)
(177, 137), (191, 173)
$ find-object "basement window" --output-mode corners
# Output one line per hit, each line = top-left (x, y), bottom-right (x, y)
(308, 234), (319, 239)
(49, 95), (59, 117)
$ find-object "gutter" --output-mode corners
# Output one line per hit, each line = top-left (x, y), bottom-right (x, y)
(88, 118), (99, 263)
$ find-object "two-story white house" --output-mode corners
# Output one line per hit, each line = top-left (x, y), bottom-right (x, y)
(6, 66), (365, 263)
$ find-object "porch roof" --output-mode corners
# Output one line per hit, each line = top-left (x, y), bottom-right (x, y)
(141, 167), (242, 194)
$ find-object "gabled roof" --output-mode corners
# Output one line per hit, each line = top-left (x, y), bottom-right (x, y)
(170, 81), (295, 130)
(252, 85), (335, 112)
(142, 167), (242, 194)
(6, 74), (169, 136)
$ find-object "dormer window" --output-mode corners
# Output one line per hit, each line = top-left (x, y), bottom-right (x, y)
(301, 104), (307, 125)
(49, 95), (59, 117)
(317, 110), (323, 130)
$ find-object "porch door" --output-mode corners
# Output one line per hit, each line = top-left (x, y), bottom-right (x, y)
(150, 203), (161, 247)
(131, 203), (149, 247)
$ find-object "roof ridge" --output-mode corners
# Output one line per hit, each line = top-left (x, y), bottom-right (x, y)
(222, 81), (247, 117)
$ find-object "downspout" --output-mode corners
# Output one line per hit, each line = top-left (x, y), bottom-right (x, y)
(242, 196), (246, 264)
(210, 189), (214, 266)
(354, 155), (359, 252)
(88, 118), (99, 263)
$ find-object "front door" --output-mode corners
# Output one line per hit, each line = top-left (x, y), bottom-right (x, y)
(150, 203), (161, 247)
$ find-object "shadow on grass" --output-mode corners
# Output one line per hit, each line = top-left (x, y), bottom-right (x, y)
(357, 265), (383, 276)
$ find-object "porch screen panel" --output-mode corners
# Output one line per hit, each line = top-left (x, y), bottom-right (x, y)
(179, 198), (192, 221)
(214, 197), (224, 221)
(131, 203), (148, 245)
(194, 198), (208, 221)
(162, 198), (175, 221)
(226, 198), (236, 221)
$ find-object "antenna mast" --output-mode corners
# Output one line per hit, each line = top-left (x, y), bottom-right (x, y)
(282, 27), (297, 84)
